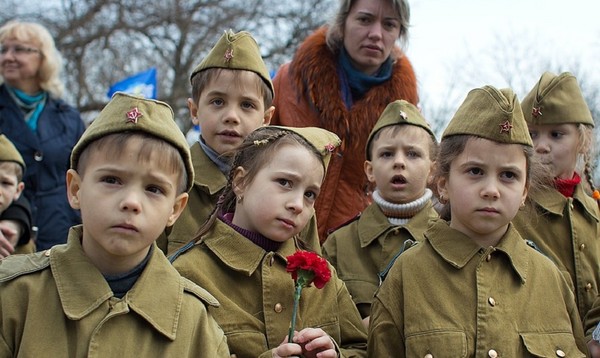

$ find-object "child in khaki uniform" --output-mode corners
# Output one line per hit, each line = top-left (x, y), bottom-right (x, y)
(323, 100), (438, 324)
(0, 93), (230, 357)
(512, 72), (600, 343)
(171, 126), (367, 357)
(368, 86), (587, 357)
(0, 134), (34, 256)
(160, 30), (320, 256)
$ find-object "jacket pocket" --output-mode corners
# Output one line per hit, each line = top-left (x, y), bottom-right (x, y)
(520, 332), (585, 357)
(405, 330), (467, 358)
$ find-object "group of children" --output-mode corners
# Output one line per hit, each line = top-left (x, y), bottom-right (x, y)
(1, 26), (599, 358)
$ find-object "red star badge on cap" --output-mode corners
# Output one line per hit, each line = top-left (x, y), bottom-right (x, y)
(532, 106), (542, 118)
(499, 120), (513, 134)
(224, 48), (234, 63)
(126, 107), (143, 124)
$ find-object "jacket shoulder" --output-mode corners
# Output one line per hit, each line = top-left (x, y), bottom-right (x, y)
(0, 250), (50, 283)
(327, 212), (361, 238)
(181, 277), (221, 308)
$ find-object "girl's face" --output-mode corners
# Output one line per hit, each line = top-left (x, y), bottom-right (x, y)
(343, 0), (400, 75)
(528, 123), (580, 180)
(232, 143), (324, 242)
(438, 138), (528, 247)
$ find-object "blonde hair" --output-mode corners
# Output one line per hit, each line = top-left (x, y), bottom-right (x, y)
(576, 123), (597, 194)
(325, 0), (410, 56)
(0, 20), (64, 98)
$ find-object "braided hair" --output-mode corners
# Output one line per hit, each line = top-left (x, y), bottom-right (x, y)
(190, 126), (323, 245)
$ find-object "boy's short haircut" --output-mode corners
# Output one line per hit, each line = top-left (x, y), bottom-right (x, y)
(70, 92), (194, 192)
(368, 125), (438, 161)
(0, 161), (24, 182)
(77, 132), (188, 194)
(191, 68), (273, 109)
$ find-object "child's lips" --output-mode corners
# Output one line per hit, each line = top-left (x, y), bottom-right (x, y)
(391, 175), (407, 185)
(279, 218), (296, 229)
(113, 223), (139, 232)
(478, 207), (500, 214)
(218, 130), (241, 138)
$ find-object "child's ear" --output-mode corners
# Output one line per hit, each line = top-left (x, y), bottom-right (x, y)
(66, 169), (82, 209)
(263, 106), (275, 125)
(364, 160), (376, 184)
(187, 98), (199, 125)
(436, 176), (448, 202)
(232, 167), (248, 197)
(13, 181), (24, 200)
(166, 193), (189, 227)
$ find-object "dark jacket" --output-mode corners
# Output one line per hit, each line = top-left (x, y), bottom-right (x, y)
(1, 195), (32, 248)
(0, 84), (84, 250)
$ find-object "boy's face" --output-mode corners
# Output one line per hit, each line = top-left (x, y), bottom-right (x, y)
(66, 136), (188, 275)
(188, 70), (274, 155)
(0, 162), (24, 213)
(365, 125), (433, 204)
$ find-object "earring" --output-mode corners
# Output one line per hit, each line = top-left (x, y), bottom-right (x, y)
(237, 195), (243, 204)
(439, 194), (447, 205)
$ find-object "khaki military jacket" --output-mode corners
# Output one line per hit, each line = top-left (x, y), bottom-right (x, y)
(512, 184), (600, 335)
(172, 219), (367, 358)
(323, 201), (437, 318)
(368, 220), (587, 358)
(160, 143), (321, 256)
(0, 226), (230, 357)
(161, 142), (226, 255)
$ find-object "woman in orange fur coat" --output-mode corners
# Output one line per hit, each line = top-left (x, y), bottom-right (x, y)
(272, 0), (419, 242)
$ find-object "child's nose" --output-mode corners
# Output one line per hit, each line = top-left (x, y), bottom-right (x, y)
(222, 108), (241, 124)
(120, 191), (142, 213)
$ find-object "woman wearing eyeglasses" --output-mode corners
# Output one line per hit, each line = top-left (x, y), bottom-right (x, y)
(0, 20), (84, 252)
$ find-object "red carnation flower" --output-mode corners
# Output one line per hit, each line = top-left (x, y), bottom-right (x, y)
(286, 250), (331, 289)
(285, 250), (332, 342)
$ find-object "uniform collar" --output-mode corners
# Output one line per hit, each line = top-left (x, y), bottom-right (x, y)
(191, 142), (227, 195)
(51, 226), (189, 340)
(426, 221), (529, 283)
(203, 219), (297, 275)
(357, 202), (435, 248)
(532, 184), (599, 222)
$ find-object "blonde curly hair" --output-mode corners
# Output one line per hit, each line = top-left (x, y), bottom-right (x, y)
(0, 20), (64, 98)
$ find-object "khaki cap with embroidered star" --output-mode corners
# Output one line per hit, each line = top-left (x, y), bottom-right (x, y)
(366, 100), (436, 160)
(70, 92), (194, 192)
(521, 71), (594, 127)
(190, 30), (273, 97)
(0, 134), (25, 171)
(443, 85), (533, 147)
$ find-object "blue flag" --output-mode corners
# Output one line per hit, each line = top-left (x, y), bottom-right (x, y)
(107, 67), (157, 99)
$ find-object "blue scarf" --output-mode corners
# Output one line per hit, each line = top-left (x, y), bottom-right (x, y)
(338, 48), (393, 108)
(6, 85), (47, 131)
(198, 136), (232, 175)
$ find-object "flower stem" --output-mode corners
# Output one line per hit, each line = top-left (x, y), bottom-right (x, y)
(288, 283), (303, 343)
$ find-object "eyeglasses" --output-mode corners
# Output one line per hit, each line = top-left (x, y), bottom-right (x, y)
(0, 45), (41, 56)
